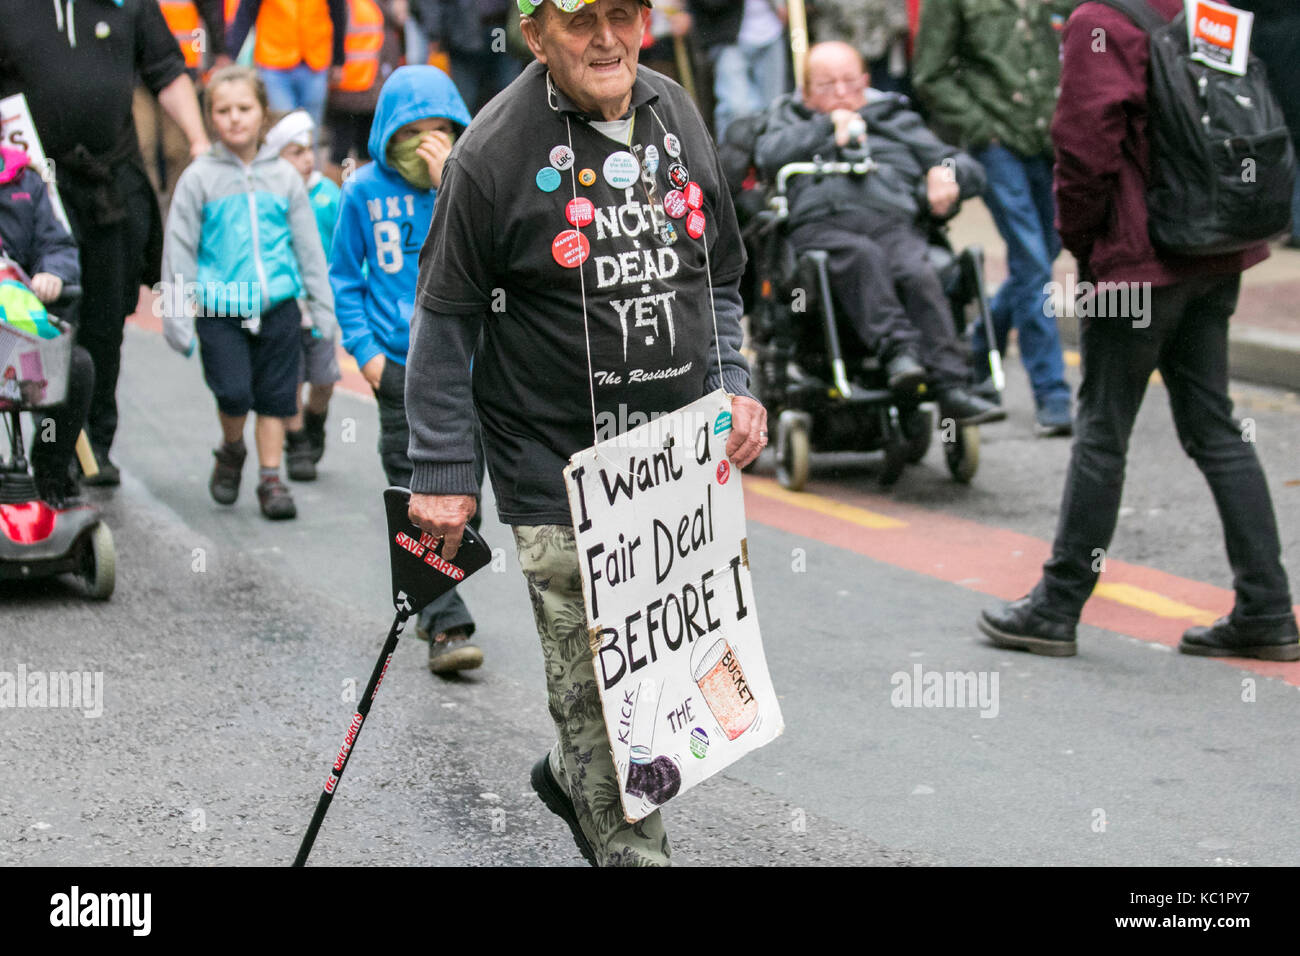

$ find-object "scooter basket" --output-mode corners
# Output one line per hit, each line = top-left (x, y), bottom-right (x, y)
(0, 320), (71, 409)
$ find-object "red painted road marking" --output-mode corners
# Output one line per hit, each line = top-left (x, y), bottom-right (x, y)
(744, 476), (1300, 687)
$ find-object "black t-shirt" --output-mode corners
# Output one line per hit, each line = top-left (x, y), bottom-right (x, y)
(416, 60), (747, 525)
(0, 0), (186, 161)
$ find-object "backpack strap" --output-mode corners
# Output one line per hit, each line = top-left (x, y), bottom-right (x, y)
(1089, 0), (1170, 34)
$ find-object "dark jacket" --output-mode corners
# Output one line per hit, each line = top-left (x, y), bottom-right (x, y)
(755, 91), (985, 229)
(0, 149), (80, 285)
(1052, 0), (1267, 285)
(689, 0), (744, 50)
(415, 0), (511, 53)
(1235, 0), (1300, 150)
(913, 0), (1080, 157)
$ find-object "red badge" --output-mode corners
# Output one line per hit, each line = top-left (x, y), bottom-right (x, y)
(662, 190), (688, 219)
(565, 197), (595, 228)
(716, 460), (730, 484)
(684, 181), (703, 210)
(551, 229), (590, 268)
(686, 210), (706, 239)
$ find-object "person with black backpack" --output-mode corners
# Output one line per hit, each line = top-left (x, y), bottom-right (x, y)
(976, 0), (1299, 662)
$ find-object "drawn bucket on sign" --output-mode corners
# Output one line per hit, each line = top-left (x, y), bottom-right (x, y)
(691, 638), (758, 741)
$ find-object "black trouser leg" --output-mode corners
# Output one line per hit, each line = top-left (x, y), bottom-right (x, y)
(32, 346), (95, 490)
(1157, 277), (1293, 620)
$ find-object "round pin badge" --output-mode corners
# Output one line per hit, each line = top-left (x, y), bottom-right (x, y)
(536, 167), (562, 192)
(662, 190), (688, 220)
(663, 133), (681, 158)
(578, 167), (597, 187)
(549, 144), (574, 171)
(603, 151), (639, 189)
(552, 229), (591, 269)
(684, 181), (704, 210)
(686, 210), (706, 239)
(657, 220), (679, 245)
(565, 196), (595, 228)
(643, 144), (660, 174)
(667, 162), (689, 190)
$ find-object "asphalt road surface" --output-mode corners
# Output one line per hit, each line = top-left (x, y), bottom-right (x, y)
(3, 320), (1298, 866)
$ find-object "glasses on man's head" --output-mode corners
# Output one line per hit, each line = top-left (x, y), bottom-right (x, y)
(809, 76), (865, 95)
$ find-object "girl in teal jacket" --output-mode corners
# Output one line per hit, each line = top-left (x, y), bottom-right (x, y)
(162, 66), (336, 520)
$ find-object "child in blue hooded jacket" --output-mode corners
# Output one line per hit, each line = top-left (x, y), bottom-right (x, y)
(329, 65), (484, 674)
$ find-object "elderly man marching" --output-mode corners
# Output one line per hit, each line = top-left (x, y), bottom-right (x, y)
(405, 0), (766, 865)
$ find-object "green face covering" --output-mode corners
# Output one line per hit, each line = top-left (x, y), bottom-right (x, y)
(387, 131), (455, 190)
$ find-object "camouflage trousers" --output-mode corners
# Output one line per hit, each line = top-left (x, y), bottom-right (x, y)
(513, 525), (672, 867)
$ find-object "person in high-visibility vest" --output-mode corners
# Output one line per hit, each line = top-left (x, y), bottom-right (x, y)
(137, 2), (232, 210)
(227, 0), (349, 129)
(324, 0), (404, 177)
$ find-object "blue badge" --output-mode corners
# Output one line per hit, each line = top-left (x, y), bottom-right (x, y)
(536, 167), (562, 192)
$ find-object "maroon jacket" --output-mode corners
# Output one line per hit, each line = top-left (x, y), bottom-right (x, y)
(1052, 0), (1268, 285)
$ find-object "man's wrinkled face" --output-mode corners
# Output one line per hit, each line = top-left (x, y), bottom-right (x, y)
(805, 46), (869, 114)
(522, 0), (650, 121)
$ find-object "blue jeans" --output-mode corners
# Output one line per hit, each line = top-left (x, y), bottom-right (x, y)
(971, 142), (1070, 408)
(260, 63), (329, 130)
(710, 36), (787, 142)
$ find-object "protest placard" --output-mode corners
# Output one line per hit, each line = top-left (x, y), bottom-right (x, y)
(0, 93), (71, 233)
(564, 390), (784, 823)
(1184, 0), (1253, 77)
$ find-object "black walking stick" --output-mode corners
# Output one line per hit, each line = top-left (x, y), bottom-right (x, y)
(293, 487), (492, 867)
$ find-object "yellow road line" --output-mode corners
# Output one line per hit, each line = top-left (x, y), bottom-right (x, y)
(747, 478), (907, 529)
(1093, 582), (1218, 626)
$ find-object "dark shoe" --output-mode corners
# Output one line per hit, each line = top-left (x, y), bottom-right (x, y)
(209, 441), (246, 505)
(970, 376), (1001, 405)
(1179, 615), (1300, 661)
(885, 352), (926, 395)
(303, 409), (327, 464)
(1035, 397), (1073, 437)
(978, 596), (1078, 656)
(427, 627), (483, 673)
(938, 387), (1008, 426)
(256, 474), (297, 520)
(82, 448), (121, 487)
(36, 472), (82, 509)
(530, 753), (598, 866)
(284, 430), (317, 482)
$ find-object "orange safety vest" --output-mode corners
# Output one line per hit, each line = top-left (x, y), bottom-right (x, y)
(159, 0), (203, 69)
(253, 0), (338, 72)
(332, 0), (384, 92)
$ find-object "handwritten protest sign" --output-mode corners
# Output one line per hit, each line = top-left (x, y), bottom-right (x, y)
(564, 390), (783, 823)
(0, 94), (71, 233)
(1184, 0), (1253, 77)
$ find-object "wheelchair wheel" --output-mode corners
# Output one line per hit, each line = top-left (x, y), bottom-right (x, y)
(945, 424), (980, 484)
(878, 432), (909, 488)
(79, 521), (116, 600)
(902, 405), (935, 464)
(777, 418), (810, 491)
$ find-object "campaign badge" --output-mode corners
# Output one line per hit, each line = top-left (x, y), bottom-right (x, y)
(662, 189), (688, 220)
(686, 209), (706, 239)
(549, 144), (575, 171)
(663, 133), (681, 158)
(536, 167), (562, 192)
(684, 181), (703, 210)
(643, 144), (660, 174)
(667, 162), (689, 189)
(603, 151), (640, 189)
(578, 167), (597, 187)
(552, 229), (591, 268)
(656, 220), (678, 245)
(566, 196), (595, 228)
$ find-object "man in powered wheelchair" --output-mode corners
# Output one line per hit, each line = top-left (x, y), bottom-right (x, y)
(732, 41), (1005, 488)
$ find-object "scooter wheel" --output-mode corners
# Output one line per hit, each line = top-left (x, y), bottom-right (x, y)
(776, 419), (810, 492)
(902, 404), (935, 464)
(81, 522), (116, 600)
(945, 424), (980, 484)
